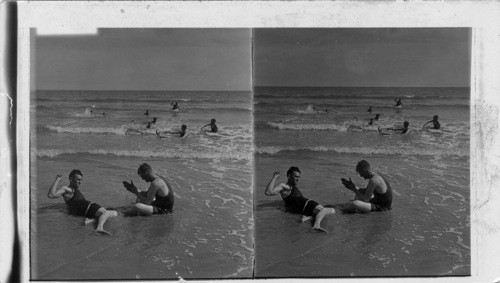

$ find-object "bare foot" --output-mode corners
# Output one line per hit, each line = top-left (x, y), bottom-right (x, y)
(301, 216), (312, 223)
(84, 218), (95, 225)
(312, 226), (328, 233)
(95, 229), (112, 235)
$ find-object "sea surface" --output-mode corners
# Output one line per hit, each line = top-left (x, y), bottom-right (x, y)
(254, 87), (470, 277)
(30, 90), (254, 280)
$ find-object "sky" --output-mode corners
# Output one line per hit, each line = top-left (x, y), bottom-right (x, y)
(33, 29), (252, 91)
(253, 28), (471, 88)
(33, 28), (471, 91)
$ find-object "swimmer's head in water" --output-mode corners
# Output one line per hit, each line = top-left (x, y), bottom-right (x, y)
(211, 119), (216, 124)
(403, 121), (409, 128)
(181, 125), (187, 131)
(433, 115), (439, 121)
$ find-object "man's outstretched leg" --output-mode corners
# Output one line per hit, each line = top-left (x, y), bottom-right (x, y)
(95, 208), (118, 235)
(312, 206), (336, 233)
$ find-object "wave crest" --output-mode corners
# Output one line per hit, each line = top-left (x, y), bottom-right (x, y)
(266, 122), (347, 132)
(35, 148), (252, 161)
(255, 145), (468, 157)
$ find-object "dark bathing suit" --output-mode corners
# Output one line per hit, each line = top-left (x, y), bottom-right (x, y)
(151, 182), (174, 214)
(370, 175), (393, 212)
(64, 188), (102, 218)
(282, 184), (319, 216)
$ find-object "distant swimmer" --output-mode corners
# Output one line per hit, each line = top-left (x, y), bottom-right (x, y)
(85, 105), (105, 116)
(394, 99), (404, 107)
(423, 115), (441, 130)
(47, 170), (117, 235)
(144, 110), (149, 117)
(340, 160), (393, 213)
(201, 118), (218, 133)
(265, 167), (336, 233)
(151, 117), (158, 124)
(367, 106), (372, 113)
(122, 163), (174, 216)
(146, 122), (152, 129)
(374, 114), (380, 121)
(347, 118), (375, 131)
(156, 124), (187, 138)
(378, 121), (410, 135)
(171, 102), (180, 111)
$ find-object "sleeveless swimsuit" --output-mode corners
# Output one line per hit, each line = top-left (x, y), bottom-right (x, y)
(64, 188), (102, 218)
(370, 175), (393, 211)
(211, 125), (218, 133)
(282, 184), (319, 216)
(151, 181), (174, 214)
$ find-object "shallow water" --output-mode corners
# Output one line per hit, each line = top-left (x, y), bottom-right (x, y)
(254, 87), (470, 277)
(30, 90), (254, 280)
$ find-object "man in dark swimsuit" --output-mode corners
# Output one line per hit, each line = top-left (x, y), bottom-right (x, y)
(201, 118), (218, 133)
(122, 163), (174, 216)
(340, 160), (393, 213)
(265, 166), (336, 232)
(47, 170), (117, 235)
(423, 115), (441, 130)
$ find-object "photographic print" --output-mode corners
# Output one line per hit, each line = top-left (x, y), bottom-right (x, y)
(12, 2), (500, 282)
(253, 28), (471, 277)
(30, 28), (254, 280)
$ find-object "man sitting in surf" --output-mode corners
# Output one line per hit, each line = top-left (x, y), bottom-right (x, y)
(122, 163), (174, 216)
(47, 170), (118, 235)
(423, 115), (441, 130)
(201, 118), (218, 133)
(265, 167), (336, 233)
(340, 160), (393, 213)
(156, 124), (187, 138)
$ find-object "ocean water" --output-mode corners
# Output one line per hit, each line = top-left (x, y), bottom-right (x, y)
(254, 87), (470, 277)
(30, 90), (254, 280)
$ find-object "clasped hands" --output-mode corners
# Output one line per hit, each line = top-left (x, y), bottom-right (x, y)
(341, 177), (356, 191)
(123, 180), (139, 194)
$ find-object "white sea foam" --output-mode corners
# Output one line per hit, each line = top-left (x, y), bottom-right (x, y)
(267, 121), (347, 132)
(36, 148), (252, 160)
(46, 125), (129, 135)
(255, 145), (468, 157)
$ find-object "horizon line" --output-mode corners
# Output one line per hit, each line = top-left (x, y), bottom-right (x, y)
(33, 85), (470, 92)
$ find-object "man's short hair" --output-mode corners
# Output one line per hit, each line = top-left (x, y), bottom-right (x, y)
(69, 169), (83, 180)
(356, 160), (371, 173)
(137, 163), (153, 176)
(287, 166), (301, 176)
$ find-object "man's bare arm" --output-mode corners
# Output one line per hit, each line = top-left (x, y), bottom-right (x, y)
(265, 172), (284, 196)
(47, 175), (69, 198)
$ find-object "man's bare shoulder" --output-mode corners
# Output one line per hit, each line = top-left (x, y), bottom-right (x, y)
(60, 185), (72, 193)
(372, 174), (388, 189)
(277, 182), (290, 189)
